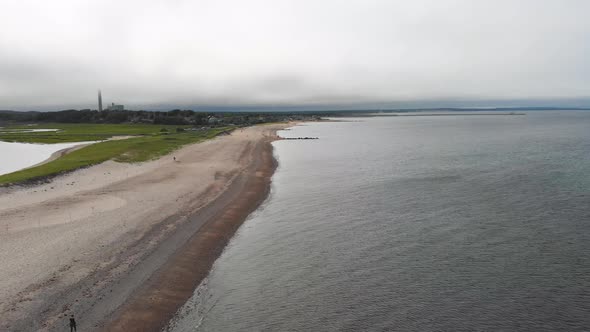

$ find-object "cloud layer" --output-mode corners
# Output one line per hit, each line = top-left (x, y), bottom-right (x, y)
(1, 0), (589, 110)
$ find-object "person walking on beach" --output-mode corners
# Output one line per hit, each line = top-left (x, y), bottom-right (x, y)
(69, 315), (77, 332)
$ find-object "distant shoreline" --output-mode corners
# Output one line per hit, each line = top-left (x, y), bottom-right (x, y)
(354, 112), (527, 117)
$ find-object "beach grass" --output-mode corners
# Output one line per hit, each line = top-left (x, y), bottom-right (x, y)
(0, 126), (231, 186)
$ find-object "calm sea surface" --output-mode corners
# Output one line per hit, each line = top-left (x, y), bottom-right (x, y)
(168, 111), (590, 331)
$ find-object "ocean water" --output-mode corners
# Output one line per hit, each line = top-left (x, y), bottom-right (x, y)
(168, 111), (590, 332)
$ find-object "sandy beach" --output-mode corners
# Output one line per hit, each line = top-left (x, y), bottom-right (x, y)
(0, 124), (289, 331)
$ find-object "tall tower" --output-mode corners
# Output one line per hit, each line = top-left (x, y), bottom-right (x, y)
(98, 89), (103, 111)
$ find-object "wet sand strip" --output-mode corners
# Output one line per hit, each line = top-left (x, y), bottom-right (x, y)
(102, 136), (277, 331)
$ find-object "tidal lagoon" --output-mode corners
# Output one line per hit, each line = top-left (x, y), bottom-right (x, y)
(0, 140), (88, 176)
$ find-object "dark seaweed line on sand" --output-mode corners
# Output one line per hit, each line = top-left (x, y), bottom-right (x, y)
(101, 135), (278, 331)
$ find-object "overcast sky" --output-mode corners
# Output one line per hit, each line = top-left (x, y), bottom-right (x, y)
(1, 0), (590, 110)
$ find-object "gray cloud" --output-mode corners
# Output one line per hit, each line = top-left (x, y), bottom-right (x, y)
(1, 0), (590, 110)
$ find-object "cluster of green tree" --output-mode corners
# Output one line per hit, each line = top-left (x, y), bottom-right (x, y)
(0, 109), (323, 126)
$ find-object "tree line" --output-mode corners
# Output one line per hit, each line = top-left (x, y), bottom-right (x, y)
(0, 109), (323, 126)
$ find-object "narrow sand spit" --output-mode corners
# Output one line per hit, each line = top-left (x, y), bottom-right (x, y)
(27, 135), (137, 169)
(0, 124), (291, 331)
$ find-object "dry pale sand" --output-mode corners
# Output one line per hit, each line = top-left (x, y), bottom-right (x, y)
(0, 124), (290, 331)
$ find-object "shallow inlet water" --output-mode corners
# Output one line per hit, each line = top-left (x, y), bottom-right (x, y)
(168, 111), (590, 331)
(0, 141), (87, 175)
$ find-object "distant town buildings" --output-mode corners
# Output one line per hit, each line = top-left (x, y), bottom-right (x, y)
(107, 103), (125, 111)
(207, 116), (219, 124)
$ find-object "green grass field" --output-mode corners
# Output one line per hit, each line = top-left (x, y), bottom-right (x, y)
(0, 124), (231, 186)
(0, 123), (192, 143)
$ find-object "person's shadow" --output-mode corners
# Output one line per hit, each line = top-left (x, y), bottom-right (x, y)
(69, 315), (77, 332)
